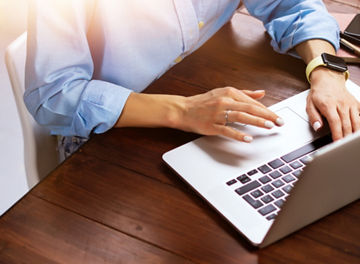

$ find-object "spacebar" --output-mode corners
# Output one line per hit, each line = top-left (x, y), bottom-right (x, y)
(281, 134), (332, 163)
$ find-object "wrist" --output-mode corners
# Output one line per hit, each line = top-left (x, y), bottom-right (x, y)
(310, 66), (347, 85)
(306, 54), (349, 85)
(163, 95), (187, 129)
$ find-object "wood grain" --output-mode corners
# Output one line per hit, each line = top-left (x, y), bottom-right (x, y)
(31, 154), (257, 264)
(0, 195), (193, 264)
(31, 153), (360, 264)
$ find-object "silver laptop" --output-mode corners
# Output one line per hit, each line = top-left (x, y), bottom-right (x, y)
(163, 80), (360, 247)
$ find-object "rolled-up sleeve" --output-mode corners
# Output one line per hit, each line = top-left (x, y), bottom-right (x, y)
(243, 0), (340, 54)
(25, 0), (132, 137)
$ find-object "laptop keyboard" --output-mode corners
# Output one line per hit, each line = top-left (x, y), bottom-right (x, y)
(226, 134), (332, 221)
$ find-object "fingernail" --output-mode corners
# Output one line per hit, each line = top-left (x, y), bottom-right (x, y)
(264, 120), (275, 128)
(313, 121), (321, 131)
(276, 117), (285, 126)
(243, 136), (253, 143)
(254, 90), (265, 93)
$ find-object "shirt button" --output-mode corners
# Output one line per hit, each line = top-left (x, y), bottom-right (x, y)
(198, 21), (204, 29)
(174, 56), (183, 63)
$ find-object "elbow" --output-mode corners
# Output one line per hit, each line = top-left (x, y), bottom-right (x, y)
(23, 87), (72, 131)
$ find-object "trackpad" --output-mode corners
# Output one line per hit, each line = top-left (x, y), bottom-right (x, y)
(235, 106), (310, 142)
(194, 107), (315, 168)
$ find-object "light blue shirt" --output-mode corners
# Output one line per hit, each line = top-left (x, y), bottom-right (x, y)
(25, 0), (339, 138)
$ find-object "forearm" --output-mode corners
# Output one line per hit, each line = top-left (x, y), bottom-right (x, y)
(295, 39), (344, 83)
(295, 39), (335, 64)
(115, 93), (186, 129)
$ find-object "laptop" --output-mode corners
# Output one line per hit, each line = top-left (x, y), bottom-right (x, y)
(162, 80), (360, 247)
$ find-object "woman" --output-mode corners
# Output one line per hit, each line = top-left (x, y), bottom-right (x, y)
(25, 0), (360, 158)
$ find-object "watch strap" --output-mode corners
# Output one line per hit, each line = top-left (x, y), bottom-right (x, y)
(305, 55), (349, 83)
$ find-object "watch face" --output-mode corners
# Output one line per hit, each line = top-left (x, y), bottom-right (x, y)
(321, 53), (348, 72)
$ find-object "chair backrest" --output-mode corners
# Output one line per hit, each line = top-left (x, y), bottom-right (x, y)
(5, 33), (60, 189)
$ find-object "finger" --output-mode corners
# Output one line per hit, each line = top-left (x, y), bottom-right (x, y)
(214, 124), (253, 143)
(350, 106), (360, 132)
(324, 108), (343, 141)
(231, 89), (268, 109)
(338, 106), (352, 137)
(212, 88), (266, 112)
(306, 97), (323, 132)
(228, 110), (276, 129)
(227, 102), (284, 126)
(242, 90), (265, 100)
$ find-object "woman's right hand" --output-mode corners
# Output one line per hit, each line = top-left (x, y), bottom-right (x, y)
(176, 87), (284, 142)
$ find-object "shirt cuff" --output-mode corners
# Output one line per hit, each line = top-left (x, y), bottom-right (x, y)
(271, 13), (340, 56)
(74, 80), (132, 137)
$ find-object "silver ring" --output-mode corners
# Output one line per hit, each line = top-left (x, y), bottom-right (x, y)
(225, 110), (231, 125)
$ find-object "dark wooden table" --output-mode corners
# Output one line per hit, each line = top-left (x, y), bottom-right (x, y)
(1, 1), (360, 263)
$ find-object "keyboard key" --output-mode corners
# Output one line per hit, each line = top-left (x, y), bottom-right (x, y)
(266, 213), (277, 220)
(272, 179), (284, 188)
(282, 185), (293, 194)
(274, 199), (285, 208)
(247, 169), (258, 176)
(237, 174), (246, 180)
(258, 164), (272, 174)
(261, 195), (274, 204)
(279, 165), (292, 174)
(237, 174), (251, 184)
(292, 169), (302, 178)
(235, 181), (261, 196)
(243, 194), (263, 209)
(282, 174), (296, 183)
(269, 170), (282, 179)
(250, 189), (263, 198)
(272, 190), (285, 198)
(290, 161), (303, 169)
(226, 179), (237, 186)
(268, 159), (284, 169)
(259, 175), (271, 184)
(281, 134), (331, 163)
(258, 204), (276, 216)
(261, 184), (274, 193)
(300, 155), (313, 165)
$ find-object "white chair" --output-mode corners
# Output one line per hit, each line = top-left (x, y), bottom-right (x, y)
(5, 33), (60, 189)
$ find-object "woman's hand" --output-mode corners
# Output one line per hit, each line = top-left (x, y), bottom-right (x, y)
(307, 67), (360, 141)
(177, 87), (284, 142)
(116, 87), (283, 142)
(295, 39), (360, 141)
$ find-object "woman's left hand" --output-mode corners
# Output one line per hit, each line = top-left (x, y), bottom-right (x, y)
(306, 67), (360, 141)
